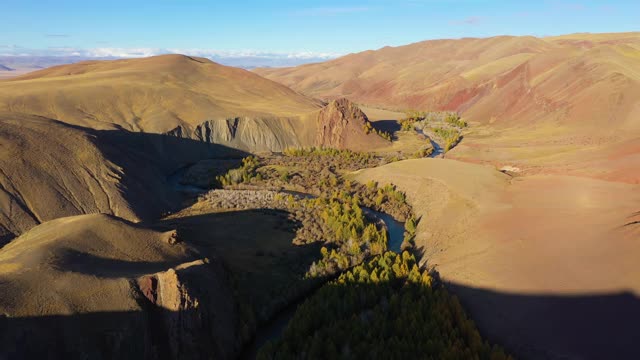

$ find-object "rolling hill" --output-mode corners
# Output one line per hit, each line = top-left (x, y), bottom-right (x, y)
(1, 54), (321, 132)
(257, 33), (640, 181)
(0, 54), (388, 152)
(255, 33), (640, 130)
(0, 213), (240, 359)
(0, 55), (391, 241)
(354, 158), (640, 359)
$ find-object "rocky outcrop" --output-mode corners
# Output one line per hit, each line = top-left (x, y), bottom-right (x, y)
(135, 259), (239, 360)
(315, 98), (389, 151)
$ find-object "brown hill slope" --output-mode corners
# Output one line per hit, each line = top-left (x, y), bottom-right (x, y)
(354, 159), (640, 359)
(0, 55), (388, 152)
(255, 33), (640, 131)
(0, 213), (240, 359)
(0, 112), (245, 243)
(0, 54), (322, 133)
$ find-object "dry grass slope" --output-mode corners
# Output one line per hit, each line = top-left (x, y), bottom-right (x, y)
(256, 33), (640, 130)
(257, 33), (640, 182)
(0, 54), (323, 133)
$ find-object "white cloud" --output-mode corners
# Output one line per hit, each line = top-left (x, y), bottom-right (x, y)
(0, 46), (342, 68)
(85, 47), (163, 58)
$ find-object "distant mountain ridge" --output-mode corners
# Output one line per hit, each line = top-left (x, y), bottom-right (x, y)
(255, 32), (640, 131)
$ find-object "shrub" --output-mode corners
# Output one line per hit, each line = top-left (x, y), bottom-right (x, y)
(445, 112), (467, 128)
(216, 156), (260, 186)
(434, 127), (461, 152)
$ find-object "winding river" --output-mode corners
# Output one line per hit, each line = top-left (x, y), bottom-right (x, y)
(415, 128), (444, 158)
(362, 208), (405, 253)
(168, 167), (406, 359)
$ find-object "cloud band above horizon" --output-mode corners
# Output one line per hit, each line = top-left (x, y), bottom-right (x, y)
(0, 46), (343, 69)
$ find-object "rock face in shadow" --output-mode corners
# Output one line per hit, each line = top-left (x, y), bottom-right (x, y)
(0, 214), (241, 359)
(136, 259), (239, 359)
(0, 112), (246, 243)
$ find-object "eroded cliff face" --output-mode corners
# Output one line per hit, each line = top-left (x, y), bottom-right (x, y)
(315, 98), (390, 151)
(167, 116), (303, 152)
(136, 259), (240, 360)
(167, 99), (389, 153)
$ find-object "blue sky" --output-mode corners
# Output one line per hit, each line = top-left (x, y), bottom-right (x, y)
(1, 0), (638, 65)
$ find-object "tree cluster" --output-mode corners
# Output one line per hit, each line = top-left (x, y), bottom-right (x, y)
(214, 150), (417, 278)
(362, 122), (393, 141)
(274, 191), (389, 278)
(433, 127), (462, 152)
(258, 251), (512, 360)
(215, 155), (261, 186)
(444, 113), (468, 129)
(400, 215), (417, 251)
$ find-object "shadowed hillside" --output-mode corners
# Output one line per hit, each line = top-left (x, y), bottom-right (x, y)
(0, 214), (242, 359)
(447, 283), (640, 360)
(0, 112), (247, 243)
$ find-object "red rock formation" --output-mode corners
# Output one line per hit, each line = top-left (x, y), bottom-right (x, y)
(315, 98), (389, 151)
